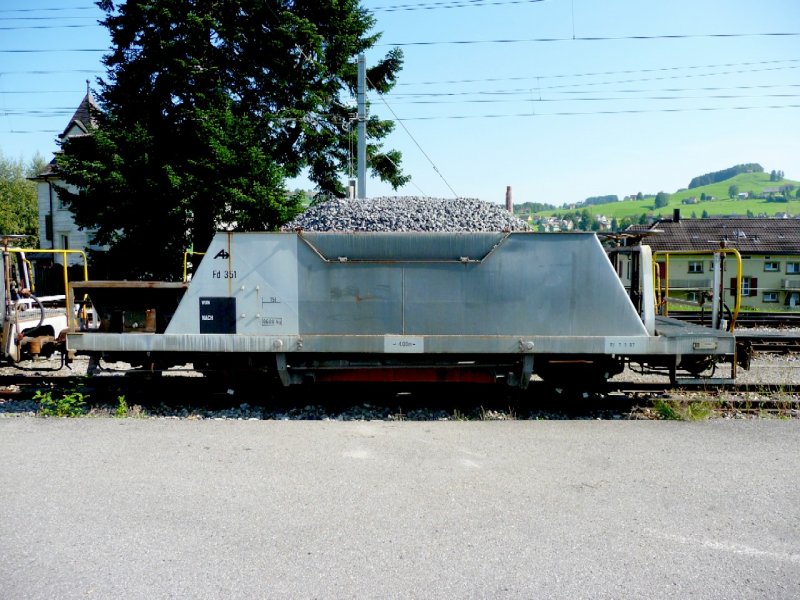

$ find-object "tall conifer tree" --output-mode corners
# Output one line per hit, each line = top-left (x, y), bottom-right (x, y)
(58, 0), (406, 279)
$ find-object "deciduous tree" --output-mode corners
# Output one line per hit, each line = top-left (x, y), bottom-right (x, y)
(0, 153), (45, 244)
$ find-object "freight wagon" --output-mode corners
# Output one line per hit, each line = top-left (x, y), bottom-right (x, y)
(62, 230), (740, 388)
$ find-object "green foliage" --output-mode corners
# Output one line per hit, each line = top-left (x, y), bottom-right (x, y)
(688, 163), (763, 189)
(653, 397), (714, 421)
(57, 0), (406, 279)
(115, 395), (128, 418)
(35, 388), (89, 417)
(515, 201), (557, 213)
(580, 195), (619, 207)
(536, 171), (800, 227)
(728, 184), (739, 198)
(654, 191), (670, 209)
(0, 153), (45, 243)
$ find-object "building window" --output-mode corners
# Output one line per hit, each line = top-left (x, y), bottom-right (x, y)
(710, 261), (726, 272)
(686, 291), (699, 302)
(60, 234), (69, 250)
(688, 261), (703, 273)
(731, 276), (758, 298)
(764, 261), (780, 272)
(763, 292), (779, 303)
(787, 262), (800, 274)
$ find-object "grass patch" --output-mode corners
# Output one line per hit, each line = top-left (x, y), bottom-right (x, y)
(653, 397), (714, 421)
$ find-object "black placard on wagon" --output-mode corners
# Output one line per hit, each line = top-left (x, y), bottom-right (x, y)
(199, 297), (236, 334)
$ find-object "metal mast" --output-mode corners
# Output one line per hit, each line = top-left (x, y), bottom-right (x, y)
(357, 54), (366, 199)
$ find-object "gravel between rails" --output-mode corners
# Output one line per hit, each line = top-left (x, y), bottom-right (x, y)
(2, 353), (800, 420)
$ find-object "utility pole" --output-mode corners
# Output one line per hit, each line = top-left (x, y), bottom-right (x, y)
(357, 54), (366, 199)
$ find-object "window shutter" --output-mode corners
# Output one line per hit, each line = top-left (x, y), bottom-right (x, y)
(730, 277), (738, 296)
(750, 277), (758, 297)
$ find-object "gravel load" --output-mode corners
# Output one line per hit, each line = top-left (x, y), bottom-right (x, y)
(281, 196), (530, 232)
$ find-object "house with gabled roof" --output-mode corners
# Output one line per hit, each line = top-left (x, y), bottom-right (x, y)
(631, 210), (800, 309)
(29, 87), (105, 267)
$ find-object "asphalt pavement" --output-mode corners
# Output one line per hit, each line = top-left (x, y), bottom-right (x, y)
(1, 418), (799, 599)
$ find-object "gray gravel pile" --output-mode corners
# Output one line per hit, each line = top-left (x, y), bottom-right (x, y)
(281, 196), (530, 232)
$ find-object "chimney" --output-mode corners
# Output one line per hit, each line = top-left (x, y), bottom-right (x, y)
(673, 208), (681, 223)
(505, 186), (513, 213)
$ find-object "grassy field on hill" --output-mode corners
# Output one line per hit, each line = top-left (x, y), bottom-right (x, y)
(529, 172), (800, 220)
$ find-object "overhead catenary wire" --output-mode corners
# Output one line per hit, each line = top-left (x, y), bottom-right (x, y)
(4, 94), (800, 123)
(382, 32), (800, 46)
(394, 58), (800, 87)
(390, 83), (800, 99)
(0, 6), (96, 13)
(371, 0), (546, 12)
(0, 24), (100, 30)
(366, 73), (459, 198)
(387, 103), (800, 120)
(292, 35), (448, 197)
(3, 31), (800, 53)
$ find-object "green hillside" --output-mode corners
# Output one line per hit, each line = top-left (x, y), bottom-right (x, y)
(528, 172), (800, 222)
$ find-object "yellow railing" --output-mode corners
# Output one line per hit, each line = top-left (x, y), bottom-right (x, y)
(653, 248), (743, 330)
(183, 251), (205, 282)
(7, 248), (89, 329)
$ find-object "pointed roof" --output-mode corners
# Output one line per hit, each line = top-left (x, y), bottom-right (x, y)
(59, 86), (100, 141)
(31, 86), (101, 180)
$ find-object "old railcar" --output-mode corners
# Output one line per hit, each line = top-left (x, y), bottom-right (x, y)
(1, 235), (89, 364)
(66, 231), (739, 387)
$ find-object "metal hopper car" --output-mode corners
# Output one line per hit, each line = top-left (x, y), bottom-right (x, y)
(60, 230), (740, 388)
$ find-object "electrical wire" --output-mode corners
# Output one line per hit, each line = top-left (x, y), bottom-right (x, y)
(0, 6), (96, 13)
(371, 0), (546, 12)
(382, 32), (800, 46)
(0, 49), (106, 53)
(0, 24), (99, 30)
(390, 81), (800, 100)
(390, 93), (800, 106)
(366, 73), (459, 197)
(395, 58), (800, 86)
(387, 103), (800, 120)
(0, 69), (98, 75)
(2, 32), (799, 53)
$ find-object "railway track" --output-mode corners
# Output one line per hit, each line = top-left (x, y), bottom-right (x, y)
(738, 335), (800, 353)
(667, 309), (800, 353)
(2, 371), (799, 420)
(669, 309), (800, 329)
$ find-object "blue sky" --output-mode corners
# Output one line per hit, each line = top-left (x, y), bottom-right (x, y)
(1, 0), (799, 207)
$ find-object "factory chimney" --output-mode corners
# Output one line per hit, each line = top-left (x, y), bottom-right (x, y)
(505, 186), (513, 213)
